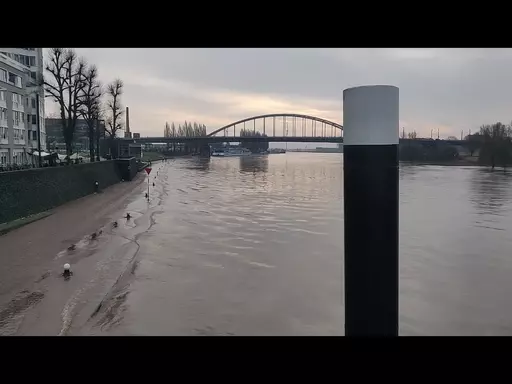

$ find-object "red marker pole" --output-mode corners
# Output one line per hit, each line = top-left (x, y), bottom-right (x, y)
(145, 167), (152, 199)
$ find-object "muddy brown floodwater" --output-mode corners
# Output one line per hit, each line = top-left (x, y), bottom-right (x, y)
(2, 153), (512, 335)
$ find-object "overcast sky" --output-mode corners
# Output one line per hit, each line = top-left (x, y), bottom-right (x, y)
(44, 48), (512, 139)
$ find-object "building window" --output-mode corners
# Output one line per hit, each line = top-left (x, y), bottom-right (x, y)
(31, 114), (36, 124)
(20, 112), (24, 123)
(12, 93), (21, 107)
(0, 69), (6, 82)
(31, 71), (37, 80)
(33, 130), (37, 140)
(31, 98), (36, 108)
(0, 90), (4, 101)
(29, 56), (35, 66)
(14, 111), (19, 126)
(0, 107), (6, 120)
(0, 127), (6, 139)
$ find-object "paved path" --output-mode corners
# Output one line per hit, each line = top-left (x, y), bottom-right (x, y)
(0, 174), (145, 310)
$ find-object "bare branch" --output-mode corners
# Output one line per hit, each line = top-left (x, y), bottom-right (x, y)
(43, 48), (90, 157)
(104, 78), (124, 140)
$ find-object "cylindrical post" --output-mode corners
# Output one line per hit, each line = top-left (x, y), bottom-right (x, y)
(343, 85), (399, 337)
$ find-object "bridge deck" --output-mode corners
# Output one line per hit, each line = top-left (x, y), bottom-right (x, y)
(119, 136), (467, 145)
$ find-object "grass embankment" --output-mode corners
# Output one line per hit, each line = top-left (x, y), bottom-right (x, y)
(0, 211), (53, 236)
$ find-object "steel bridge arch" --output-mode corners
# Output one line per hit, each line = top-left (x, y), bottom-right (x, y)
(207, 113), (343, 137)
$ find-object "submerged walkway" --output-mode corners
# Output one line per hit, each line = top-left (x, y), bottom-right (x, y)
(0, 173), (145, 310)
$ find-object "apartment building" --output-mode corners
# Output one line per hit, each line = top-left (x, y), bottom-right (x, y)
(0, 48), (46, 166)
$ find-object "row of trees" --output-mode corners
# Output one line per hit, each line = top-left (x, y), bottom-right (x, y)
(43, 48), (125, 162)
(164, 121), (207, 137)
(399, 122), (512, 168)
(469, 122), (512, 168)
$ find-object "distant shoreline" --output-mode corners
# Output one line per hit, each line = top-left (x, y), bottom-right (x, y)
(400, 160), (483, 167)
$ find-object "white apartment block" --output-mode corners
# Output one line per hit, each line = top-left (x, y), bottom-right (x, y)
(0, 48), (46, 166)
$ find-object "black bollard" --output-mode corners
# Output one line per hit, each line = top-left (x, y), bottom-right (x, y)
(343, 85), (399, 336)
(94, 181), (99, 193)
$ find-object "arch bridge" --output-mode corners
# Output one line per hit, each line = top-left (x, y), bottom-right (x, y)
(206, 113), (343, 142)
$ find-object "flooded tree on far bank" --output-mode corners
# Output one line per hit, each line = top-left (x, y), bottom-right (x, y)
(478, 122), (512, 169)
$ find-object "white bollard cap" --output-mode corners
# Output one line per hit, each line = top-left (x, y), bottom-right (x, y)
(64, 263), (71, 271)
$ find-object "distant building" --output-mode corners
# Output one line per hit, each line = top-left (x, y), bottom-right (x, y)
(45, 118), (105, 152)
(133, 132), (140, 139)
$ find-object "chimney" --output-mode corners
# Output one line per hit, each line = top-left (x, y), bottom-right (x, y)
(125, 106), (132, 138)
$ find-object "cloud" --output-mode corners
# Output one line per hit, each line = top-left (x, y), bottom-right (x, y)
(43, 48), (512, 138)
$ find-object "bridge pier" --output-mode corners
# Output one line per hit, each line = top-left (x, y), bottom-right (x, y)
(199, 142), (211, 157)
(343, 85), (399, 336)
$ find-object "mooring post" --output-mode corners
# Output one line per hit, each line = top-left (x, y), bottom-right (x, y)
(343, 85), (399, 336)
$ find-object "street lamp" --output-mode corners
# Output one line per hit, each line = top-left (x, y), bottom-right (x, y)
(96, 118), (105, 161)
(35, 92), (42, 167)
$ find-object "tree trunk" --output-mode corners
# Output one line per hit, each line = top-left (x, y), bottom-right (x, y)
(66, 142), (72, 164)
(89, 125), (95, 162)
(96, 126), (101, 161)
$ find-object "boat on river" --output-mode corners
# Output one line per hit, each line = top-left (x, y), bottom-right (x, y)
(211, 147), (252, 157)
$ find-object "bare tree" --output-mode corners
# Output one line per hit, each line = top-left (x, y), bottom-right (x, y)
(43, 48), (87, 159)
(407, 131), (417, 139)
(105, 79), (124, 158)
(79, 65), (102, 162)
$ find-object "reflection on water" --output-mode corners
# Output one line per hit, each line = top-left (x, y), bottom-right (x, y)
(469, 168), (512, 216)
(90, 154), (512, 335)
(182, 157), (211, 171)
(400, 165), (512, 335)
(239, 156), (269, 173)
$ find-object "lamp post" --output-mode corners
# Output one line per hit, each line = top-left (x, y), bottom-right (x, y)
(96, 118), (104, 161)
(35, 92), (42, 167)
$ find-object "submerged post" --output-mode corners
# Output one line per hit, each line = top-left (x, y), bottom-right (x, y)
(343, 85), (399, 336)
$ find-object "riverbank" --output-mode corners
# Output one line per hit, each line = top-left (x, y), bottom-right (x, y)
(400, 157), (484, 167)
(0, 173), (146, 315)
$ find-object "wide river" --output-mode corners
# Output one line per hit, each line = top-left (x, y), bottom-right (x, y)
(8, 152), (512, 336)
